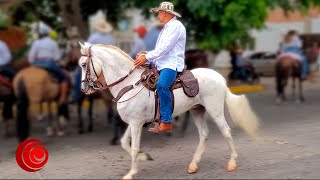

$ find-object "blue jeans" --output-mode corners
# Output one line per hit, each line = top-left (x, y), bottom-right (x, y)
(33, 60), (67, 83)
(0, 64), (15, 79)
(157, 68), (177, 123)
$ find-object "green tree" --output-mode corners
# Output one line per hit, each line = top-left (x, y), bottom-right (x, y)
(133, 0), (320, 51)
(11, 0), (131, 38)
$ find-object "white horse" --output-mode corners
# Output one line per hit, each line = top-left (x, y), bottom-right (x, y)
(78, 42), (260, 179)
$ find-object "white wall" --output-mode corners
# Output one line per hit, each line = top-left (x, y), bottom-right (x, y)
(250, 22), (305, 52)
(251, 18), (320, 52)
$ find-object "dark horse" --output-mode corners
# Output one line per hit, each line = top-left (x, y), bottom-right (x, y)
(0, 57), (29, 137)
(275, 56), (305, 104)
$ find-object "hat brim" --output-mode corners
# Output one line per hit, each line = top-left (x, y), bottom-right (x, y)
(149, 7), (181, 18)
(93, 22), (113, 33)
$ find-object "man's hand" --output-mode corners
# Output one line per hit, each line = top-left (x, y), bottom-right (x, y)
(136, 51), (147, 59)
(134, 54), (147, 66)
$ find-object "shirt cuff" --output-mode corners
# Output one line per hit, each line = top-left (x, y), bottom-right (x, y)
(145, 52), (154, 63)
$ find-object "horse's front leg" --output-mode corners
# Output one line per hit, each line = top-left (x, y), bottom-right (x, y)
(123, 123), (145, 180)
(120, 124), (153, 160)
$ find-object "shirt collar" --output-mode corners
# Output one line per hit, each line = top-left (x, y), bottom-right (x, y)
(164, 16), (177, 28)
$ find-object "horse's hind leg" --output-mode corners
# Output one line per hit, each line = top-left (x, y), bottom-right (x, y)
(46, 102), (54, 137)
(187, 106), (208, 174)
(292, 77), (296, 101)
(299, 78), (305, 103)
(204, 100), (238, 172)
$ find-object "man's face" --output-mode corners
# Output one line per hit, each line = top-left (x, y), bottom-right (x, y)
(157, 10), (166, 23)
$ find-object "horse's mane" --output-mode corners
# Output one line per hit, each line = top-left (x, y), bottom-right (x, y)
(95, 44), (134, 63)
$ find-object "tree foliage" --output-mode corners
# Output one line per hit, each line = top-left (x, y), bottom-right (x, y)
(10, 0), (320, 50)
(133, 0), (320, 51)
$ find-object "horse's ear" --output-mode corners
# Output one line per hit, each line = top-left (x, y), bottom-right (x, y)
(79, 41), (87, 55)
(79, 41), (85, 49)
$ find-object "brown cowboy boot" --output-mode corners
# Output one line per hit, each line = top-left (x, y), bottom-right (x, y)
(58, 82), (69, 104)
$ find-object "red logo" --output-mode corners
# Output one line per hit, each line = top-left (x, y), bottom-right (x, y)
(16, 138), (49, 172)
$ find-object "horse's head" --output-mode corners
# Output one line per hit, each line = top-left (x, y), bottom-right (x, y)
(79, 42), (104, 95)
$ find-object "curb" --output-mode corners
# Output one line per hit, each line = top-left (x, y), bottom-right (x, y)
(229, 85), (265, 94)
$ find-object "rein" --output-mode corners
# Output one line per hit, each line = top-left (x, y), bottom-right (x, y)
(81, 45), (135, 91)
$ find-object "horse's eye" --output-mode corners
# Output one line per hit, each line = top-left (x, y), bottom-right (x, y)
(81, 63), (86, 67)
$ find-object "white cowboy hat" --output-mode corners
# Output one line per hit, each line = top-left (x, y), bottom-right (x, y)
(38, 22), (52, 35)
(149, 2), (181, 18)
(93, 19), (113, 33)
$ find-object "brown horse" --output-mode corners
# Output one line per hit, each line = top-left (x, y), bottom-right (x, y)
(275, 56), (305, 104)
(13, 66), (69, 142)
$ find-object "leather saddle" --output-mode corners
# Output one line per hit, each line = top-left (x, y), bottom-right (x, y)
(114, 63), (199, 122)
(141, 63), (199, 97)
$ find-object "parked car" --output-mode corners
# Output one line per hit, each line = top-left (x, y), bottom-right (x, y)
(244, 51), (278, 76)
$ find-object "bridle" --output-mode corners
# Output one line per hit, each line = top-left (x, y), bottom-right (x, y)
(81, 45), (135, 92)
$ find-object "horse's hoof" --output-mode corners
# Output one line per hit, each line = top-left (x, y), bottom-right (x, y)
(59, 117), (68, 127)
(138, 152), (153, 161)
(227, 161), (237, 172)
(123, 175), (132, 180)
(275, 98), (282, 105)
(187, 164), (198, 174)
(57, 131), (65, 137)
(110, 138), (118, 146)
(46, 127), (54, 137)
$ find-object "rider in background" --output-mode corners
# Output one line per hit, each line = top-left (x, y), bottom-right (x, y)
(28, 22), (68, 105)
(280, 30), (308, 79)
(0, 40), (15, 79)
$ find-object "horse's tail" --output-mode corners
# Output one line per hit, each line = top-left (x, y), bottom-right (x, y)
(16, 78), (30, 142)
(225, 89), (260, 137)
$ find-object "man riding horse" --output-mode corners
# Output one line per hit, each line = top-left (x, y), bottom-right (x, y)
(134, 1), (186, 133)
(28, 22), (69, 105)
(0, 40), (15, 80)
(279, 30), (308, 79)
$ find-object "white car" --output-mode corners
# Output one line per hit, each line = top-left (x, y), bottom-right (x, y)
(244, 52), (278, 76)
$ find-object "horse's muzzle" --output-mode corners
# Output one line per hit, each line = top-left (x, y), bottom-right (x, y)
(81, 82), (96, 95)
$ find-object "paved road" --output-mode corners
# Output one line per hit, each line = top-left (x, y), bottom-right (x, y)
(0, 77), (320, 179)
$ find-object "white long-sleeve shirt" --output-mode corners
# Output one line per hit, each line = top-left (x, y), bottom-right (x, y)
(145, 17), (186, 72)
(28, 37), (61, 63)
(0, 40), (12, 66)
